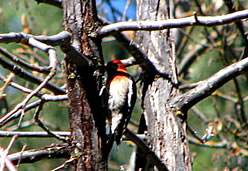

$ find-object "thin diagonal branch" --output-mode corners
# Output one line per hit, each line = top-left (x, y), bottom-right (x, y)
(33, 101), (67, 142)
(171, 55), (248, 113)
(124, 129), (169, 171)
(0, 73), (42, 97)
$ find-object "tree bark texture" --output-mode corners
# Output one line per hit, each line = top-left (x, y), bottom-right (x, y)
(62, 0), (107, 170)
(136, 0), (192, 170)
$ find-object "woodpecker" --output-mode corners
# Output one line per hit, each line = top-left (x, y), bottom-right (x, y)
(106, 59), (136, 145)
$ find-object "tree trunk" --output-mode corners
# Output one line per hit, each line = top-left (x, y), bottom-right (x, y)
(136, 0), (192, 170)
(62, 0), (107, 170)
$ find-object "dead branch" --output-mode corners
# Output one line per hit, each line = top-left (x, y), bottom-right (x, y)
(171, 55), (248, 113)
(99, 9), (248, 36)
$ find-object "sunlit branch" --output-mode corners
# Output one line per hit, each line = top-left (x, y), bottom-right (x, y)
(0, 135), (18, 171)
(179, 83), (199, 90)
(0, 147), (17, 171)
(171, 55), (248, 113)
(2, 49), (57, 127)
(0, 131), (70, 137)
(0, 31), (71, 46)
(33, 31), (71, 46)
(8, 145), (71, 164)
(212, 91), (238, 103)
(0, 130), (145, 141)
(99, 9), (248, 36)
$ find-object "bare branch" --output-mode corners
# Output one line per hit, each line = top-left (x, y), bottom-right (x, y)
(99, 9), (248, 36)
(0, 131), (70, 137)
(33, 31), (71, 46)
(187, 124), (214, 144)
(0, 94), (68, 127)
(35, 0), (63, 8)
(0, 47), (51, 73)
(0, 147), (17, 171)
(188, 137), (228, 148)
(178, 39), (209, 76)
(0, 56), (65, 95)
(0, 31), (62, 127)
(171, 55), (248, 113)
(0, 31), (71, 46)
(0, 73), (42, 98)
(8, 145), (71, 164)
(33, 102), (67, 142)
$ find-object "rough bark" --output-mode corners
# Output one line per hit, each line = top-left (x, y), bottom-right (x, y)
(136, 0), (192, 170)
(62, 0), (107, 170)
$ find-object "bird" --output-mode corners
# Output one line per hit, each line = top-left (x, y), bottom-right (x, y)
(106, 59), (136, 145)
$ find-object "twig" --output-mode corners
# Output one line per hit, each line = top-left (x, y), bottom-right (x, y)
(0, 47), (50, 73)
(188, 136), (228, 148)
(0, 33), (58, 126)
(33, 101), (67, 142)
(0, 73), (43, 98)
(223, 0), (248, 59)
(0, 73), (14, 100)
(191, 106), (207, 121)
(122, 0), (131, 21)
(0, 136), (18, 171)
(187, 124), (214, 144)
(0, 94), (68, 127)
(0, 56), (65, 94)
(178, 39), (209, 76)
(0, 147), (17, 171)
(16, 145), (27, 168)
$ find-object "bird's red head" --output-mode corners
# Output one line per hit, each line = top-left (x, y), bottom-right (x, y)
(106, 59), (128, 73)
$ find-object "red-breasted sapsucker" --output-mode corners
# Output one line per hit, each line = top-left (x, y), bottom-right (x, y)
(106, 59), (136, 145)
